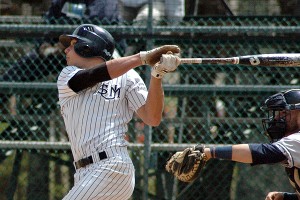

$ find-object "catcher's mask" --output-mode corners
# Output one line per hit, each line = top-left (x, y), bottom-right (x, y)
(261, 89), (300, 142)
(59, 24), (115, 61)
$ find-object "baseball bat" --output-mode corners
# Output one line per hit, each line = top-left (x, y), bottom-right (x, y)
(178, 53), (300, 67)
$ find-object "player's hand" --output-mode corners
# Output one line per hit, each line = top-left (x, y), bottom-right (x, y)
(265, 191), (284, 200)
(140, 45), (180, 67)
(151, 53), (181, 79)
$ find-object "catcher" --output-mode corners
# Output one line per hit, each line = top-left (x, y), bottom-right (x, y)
(166, 89), (300, 200)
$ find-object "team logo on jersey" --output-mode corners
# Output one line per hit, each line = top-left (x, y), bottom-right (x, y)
(94, 83), (121, 99)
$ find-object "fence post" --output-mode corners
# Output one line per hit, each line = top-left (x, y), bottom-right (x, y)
(142, 0), (154, 200)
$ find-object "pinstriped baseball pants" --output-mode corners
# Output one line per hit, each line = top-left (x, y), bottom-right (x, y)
(63, 148), (135, 200)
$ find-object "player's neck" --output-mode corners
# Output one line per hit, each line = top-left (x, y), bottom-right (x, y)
(80, 57), (105, 69)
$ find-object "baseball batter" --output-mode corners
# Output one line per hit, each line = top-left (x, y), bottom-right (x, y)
(167, 89), (300, 200)
(57, 24), (180, 200)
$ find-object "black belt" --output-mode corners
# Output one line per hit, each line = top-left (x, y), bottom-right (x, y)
(74, 151), (107, 169)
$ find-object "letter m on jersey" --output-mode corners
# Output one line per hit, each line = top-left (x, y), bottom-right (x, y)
(97, 84), (121, 99)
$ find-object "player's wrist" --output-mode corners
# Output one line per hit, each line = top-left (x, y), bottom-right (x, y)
(208, 147), (215, 159)
(204, 147), (212, 160)
(151, 69), (165, 79)
(139, 51), (148, 65)
(209, 146), (233, 160)
(283, 192), (298, 200)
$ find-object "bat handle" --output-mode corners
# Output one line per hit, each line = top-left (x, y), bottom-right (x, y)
(160, 55), (202, 64)
(180, 58), (203, 64)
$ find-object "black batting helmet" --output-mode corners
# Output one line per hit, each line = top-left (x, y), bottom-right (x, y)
(59, 24), (115, 61)
(261, 89), (300, 142)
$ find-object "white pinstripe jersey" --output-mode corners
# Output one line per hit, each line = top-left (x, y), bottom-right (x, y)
(57, 66), (148, 161)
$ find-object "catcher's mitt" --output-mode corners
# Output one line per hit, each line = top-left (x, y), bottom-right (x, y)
(165, 144), (207, 183)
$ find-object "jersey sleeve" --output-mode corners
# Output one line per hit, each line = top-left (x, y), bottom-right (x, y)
(57, 66), (82, 100)
(126, 70), (148, 112)
(249, 143), (286, 165)
(273, 132), (300, 168)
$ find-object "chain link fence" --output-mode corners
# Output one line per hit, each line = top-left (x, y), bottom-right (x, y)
(1, 1), (300, 200)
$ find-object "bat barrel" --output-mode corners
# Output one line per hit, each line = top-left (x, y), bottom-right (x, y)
(238, 54), (300, 66)
(180, 54), (300, 66)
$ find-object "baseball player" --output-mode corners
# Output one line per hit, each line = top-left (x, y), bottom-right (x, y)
(57, 24), (180, 200)
(167, 89), (300, 200)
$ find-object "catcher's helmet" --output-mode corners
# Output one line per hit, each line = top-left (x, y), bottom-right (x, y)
(59, 24), (115, 60)
(261, 89), (300, 142)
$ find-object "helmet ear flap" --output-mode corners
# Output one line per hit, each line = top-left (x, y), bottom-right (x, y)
(74, 42), (93, 57)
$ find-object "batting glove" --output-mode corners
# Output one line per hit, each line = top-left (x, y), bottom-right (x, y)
(140, 45), (180, 67)
(151, 53), (181, 79)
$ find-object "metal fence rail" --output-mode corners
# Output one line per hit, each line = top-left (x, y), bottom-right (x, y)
(0, 141), (207, 151)
(2, 24), (300, 36)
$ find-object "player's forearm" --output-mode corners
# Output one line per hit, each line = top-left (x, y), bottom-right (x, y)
(205, 143), (287, 165)
(232, 144), (253, 163)
(140, 78), (164, 126)
(106, 54), (142, 79)
(205, 144), (253, 163)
